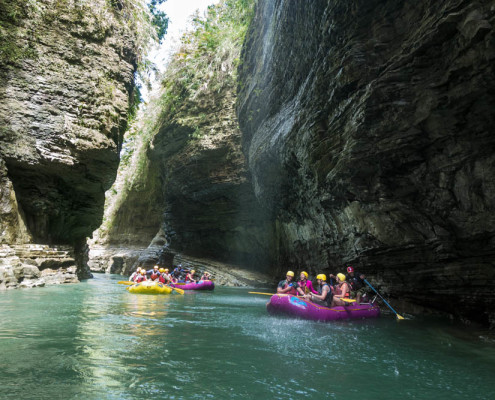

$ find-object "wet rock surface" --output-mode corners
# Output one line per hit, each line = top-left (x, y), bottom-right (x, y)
(88, 244), (273, 288)
(0, 0), (136, 244)
(0, 244), (79, 289)
(150, 89), (272, 268)
(0, 0), (140, 285)
(237, 0), (495, 326)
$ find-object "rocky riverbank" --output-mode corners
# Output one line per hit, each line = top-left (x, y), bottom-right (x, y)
(88, 244), (274, 288)
(0, 244), (80, 289)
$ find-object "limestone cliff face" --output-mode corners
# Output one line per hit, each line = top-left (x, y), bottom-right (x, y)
(0, 0), (142, 286)
(91, 0), (271, 269)
(149, 0), (271, 267)
(237, 0), (495, 325)
(150, 86), (272, 267)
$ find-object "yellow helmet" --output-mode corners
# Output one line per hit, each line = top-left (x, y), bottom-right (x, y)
(300, 271), (308, 278)
(316, 274), (326, 281)
(191, 270), (195, 274)
(140, 270), (145, 275)
(337, 273), (346, 282)
(286, 271), (295, 277)
(164, 269), (169, 273)
(159, 268), (165, 273)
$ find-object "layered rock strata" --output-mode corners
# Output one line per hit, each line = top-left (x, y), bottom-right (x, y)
(0, 244), (79, 289)
(0, 0), (141, 287)
(90, 1), (272, 272)
(88, 229), (173, 274)
(237, 0), (495, 326)
(150, 90), (272, 268)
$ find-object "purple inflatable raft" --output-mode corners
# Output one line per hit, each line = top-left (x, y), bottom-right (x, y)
(266, 294), (380, 321)
(170, 280), (215, 291)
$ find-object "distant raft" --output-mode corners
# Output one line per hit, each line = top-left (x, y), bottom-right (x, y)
(266, 294), (380, 321)
(170, 280), (215, 291)
(127, 281), (173, 295)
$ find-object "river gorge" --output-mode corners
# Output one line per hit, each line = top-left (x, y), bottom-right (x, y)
(0, 0), (494, 397)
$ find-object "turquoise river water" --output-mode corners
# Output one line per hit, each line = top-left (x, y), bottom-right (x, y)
(0, 273), (494, 399)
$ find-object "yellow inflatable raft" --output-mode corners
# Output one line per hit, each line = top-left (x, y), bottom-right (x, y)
(127, 281), (173, 295)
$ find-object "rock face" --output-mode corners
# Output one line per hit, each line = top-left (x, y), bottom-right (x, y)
(91, 1), (273, 271)
(0, 244), (79, 290)
(237, 0), (495, 326)
(90, 117), (165, 248)
(147, 0), (272, 268)
(0, 0), (141, 287)
(150, 88), (272, 268)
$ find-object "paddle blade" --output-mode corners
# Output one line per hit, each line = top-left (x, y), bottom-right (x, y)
(172, 287), (184, 295)
(341, 298), (356, 303)
(397, 314), (405, 320)
(118, 281), (134, 285)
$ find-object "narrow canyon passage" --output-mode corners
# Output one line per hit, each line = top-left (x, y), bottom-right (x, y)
(0, 0), (494, 398)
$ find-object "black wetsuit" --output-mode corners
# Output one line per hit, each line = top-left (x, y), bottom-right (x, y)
(346, 272), (365, 291)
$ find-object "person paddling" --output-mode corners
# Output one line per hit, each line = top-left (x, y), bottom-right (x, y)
(297, 271), (318, 296)
(331, 273), (350, 306)
(200, 271), (211, 281)
(163, 268), (172, 283)
(149, 265), (161, 281)
(129, 268), (140, 282)
(158, 268), (170, 284)
(135, 269), (147, 283)
(185, 269), (197, 283)
(171, 266), (181, 283)
(304, 274), (332, 306)
(277, 271), (299, 295)
(346, 266), (367, 304)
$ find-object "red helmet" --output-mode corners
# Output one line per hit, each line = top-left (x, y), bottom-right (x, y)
(347, 266), (354, 273)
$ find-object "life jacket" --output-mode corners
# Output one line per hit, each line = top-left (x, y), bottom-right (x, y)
(283, 281), (298, 295)
(135, 275), (146, 283)
(150, 271), (160, 281)
(159, 274), (166, 284)
(317, 283), (332, 307)
(336, 282), (350, 298)
(298, 279), (309, 294)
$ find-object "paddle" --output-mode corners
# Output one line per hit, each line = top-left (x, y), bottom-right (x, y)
(249, 292), (277, 296)
(167, 285), (184, 295)
(364, 279), (404, 320)
(341, 298), (356, 303)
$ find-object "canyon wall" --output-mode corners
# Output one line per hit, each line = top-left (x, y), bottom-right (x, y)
(89, 0), (272, 274)
(237, 0), (495, 326)
(0, 0), (142, 287)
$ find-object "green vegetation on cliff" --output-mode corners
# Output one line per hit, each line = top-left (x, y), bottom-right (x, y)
(95, 0), (255, 244)
(0, 0), (165, 66)
(159, 0), (254, 119)
(0, 0), (169, 145)
(0, 0), (170, 247)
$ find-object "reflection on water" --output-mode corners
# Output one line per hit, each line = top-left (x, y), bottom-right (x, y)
(0, 274), (494, 400)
